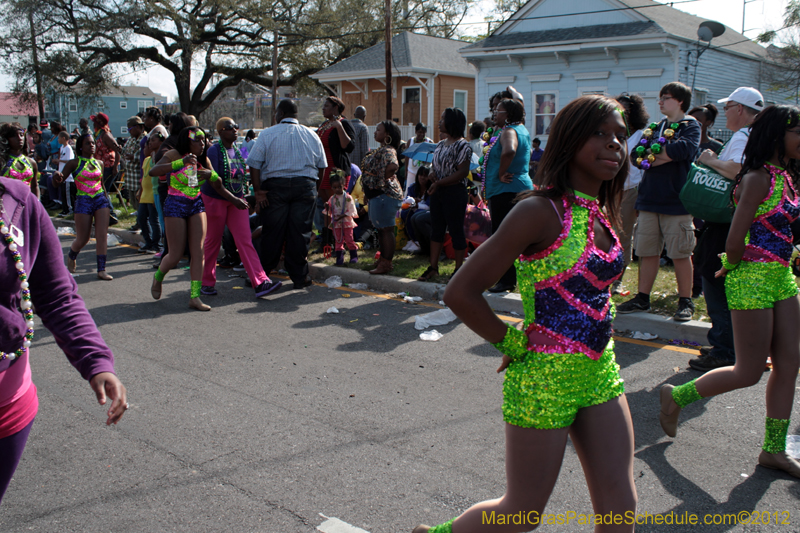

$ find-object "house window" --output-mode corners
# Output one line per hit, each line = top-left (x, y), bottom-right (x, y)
(68, 99), (77, 112)
(693, 89), (708, 106)
(532, 92), (558, 136)
(120, 101), (128, 109)
(404, 87), (420, 104)
(454, 90), (467, 113)
(138, 100), (149, 113)
(402, 87), (421, 125)
(121, 126), (128, 135)
(69, 124), (78, 133)
(97, 99), (104, 109)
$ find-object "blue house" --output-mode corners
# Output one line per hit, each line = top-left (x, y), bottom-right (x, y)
(459, 0), (792, 144)
(47, 85), (161, 137)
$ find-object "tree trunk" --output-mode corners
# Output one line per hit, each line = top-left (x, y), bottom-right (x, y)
(28, 10), (44, 119)
(385, 0), (392, 120)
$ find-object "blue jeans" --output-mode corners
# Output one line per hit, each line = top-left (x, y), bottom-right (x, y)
(702, 275), (735, 362)
(137, 202), (161, 247)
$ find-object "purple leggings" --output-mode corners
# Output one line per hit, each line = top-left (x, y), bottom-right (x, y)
(0, 419), (34, 506)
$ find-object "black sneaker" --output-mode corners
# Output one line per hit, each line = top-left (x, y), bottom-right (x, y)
(200, 285), (217, 296)
(616, 294), (650, 314)
(673, 298), (695, 322)
(689, 355), (734, 373)
(254, 279), (282, 298)
(218, 256), (238, 269)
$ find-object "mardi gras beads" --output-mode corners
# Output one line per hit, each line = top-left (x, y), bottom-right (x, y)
(631, 121), (680, 170)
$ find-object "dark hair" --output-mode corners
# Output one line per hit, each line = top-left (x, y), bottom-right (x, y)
(245, 129), (256, 140)
(169, 112), (191, 136)
(277, 99), (298, 116)
(75, 133), (94, 155)
(489, 90), (513, 111)
(325, 96), (345, 115)
(615, 93), (650, 132)
(145, 106), (163, 123)
(469, 120), (486, 140)
(380, 120), (401, 150)
(329, 173), (344, 187)
(660, 82), (692, 112)
(0, 122), (23, 140)
(175, 127), (209, 162)
(689, 103), (719, 125)
(532, 137), (541, 146)
(442, 107), (467, 139)
(498, 99), (524, 124)
(415, 122), (427, 133)
(734, 105), (800, 195)
(520, 95), (628, 225)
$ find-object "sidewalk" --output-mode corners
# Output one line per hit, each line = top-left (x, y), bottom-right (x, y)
(51, 216), (711, 345)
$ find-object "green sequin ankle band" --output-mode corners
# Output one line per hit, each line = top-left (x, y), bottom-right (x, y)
(428, 518), (455, 533)
(492, 324), (529, 362)
(190, 280), (201, 299)
(672, 380), (702, 408)
(763, 417), (790, 454)
(154, 268), (166, 282)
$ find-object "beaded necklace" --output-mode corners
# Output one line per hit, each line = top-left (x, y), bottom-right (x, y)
(631, 120), (681, 170)
(479, 121), (523, 199)
(219, 143), (245, 196)
(0, 198), (34, 362)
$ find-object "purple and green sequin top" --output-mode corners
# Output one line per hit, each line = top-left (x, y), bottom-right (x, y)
(2, 155), (34, 185)
(517, 195), (624, 360)
(168, 162), (201, 200)
(73, 157), (104, 197)
(734, 164), (800, 267)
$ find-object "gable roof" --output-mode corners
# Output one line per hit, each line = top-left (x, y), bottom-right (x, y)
(103, 85), (160, 99)
(0, 93), (38, 116)
(463, 0), (768, 60)
(313, 32), (475, 78)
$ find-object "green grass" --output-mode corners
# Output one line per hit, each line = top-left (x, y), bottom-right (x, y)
(612, 262), (708, 320)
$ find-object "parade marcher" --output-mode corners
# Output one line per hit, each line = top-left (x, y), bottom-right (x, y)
(482, 99), (532, 292)
(201, 117), (281, 298)
(0, 175), (128, 506)
(53, 133), (114, 280)
(659, 105), (800, 478)
(324, 172), (359, 265)
(417, 109), (472, 281)
(0, 123), (39, 198)
(414, 95), (636, 533)
(149, 126), (215, 311)
(248, 99), (327, 289)
(360, 120), (403, 275)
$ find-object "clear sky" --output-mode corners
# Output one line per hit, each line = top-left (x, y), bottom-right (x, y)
(2, 0), (791, 102)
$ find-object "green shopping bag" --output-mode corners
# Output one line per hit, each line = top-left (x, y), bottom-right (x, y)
(679, 163), (734, 223)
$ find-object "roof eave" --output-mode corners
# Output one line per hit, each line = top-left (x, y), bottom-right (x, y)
(459, 34), (673, 57)
(311, 66), (474, 81)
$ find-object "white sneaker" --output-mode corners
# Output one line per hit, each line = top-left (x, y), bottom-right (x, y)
(233, 262), (245, 272)
(406, 241), (421, 252)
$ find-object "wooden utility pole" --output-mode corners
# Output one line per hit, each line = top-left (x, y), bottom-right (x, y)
(28, 10), (44, 119)
(385, 0), (392, 120)
(271, 32), (279, 126)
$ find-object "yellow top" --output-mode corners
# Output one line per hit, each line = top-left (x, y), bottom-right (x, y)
(140, 156), (155, 204)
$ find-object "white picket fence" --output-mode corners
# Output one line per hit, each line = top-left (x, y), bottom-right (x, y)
(366, 124), (417, 150)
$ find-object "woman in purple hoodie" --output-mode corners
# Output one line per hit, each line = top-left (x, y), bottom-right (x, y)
(0, 172), (128, 505)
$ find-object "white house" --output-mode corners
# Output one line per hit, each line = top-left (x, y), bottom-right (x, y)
(459, 0), (793, 143)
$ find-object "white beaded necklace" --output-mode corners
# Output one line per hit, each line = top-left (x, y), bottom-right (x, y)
(0, 197), (34, 362)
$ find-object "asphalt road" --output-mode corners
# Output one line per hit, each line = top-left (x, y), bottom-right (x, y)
(0, 237), (798, 532)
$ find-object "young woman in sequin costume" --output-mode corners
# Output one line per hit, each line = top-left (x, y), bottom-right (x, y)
(413, 95), (636, 533)
(0, 122), (39, 198)
(149, 126), (217, 312)
(659, 105), (800, 478)
(52, 133), (114, 280)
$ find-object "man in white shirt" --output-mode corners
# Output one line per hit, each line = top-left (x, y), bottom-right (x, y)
(689, 87), (763, 373)
(247, 99), (327, 289)
(56, 131), (75, 216)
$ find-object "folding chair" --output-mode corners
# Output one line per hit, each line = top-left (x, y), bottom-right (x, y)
(112, 170), (130, 215)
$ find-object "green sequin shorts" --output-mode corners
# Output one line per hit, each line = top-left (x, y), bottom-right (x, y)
(725, 261), (799, 310)
(502, 341), (625, 429)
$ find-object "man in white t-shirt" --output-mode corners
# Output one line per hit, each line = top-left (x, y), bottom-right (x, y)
(56, 131), (75, 216)
(689, 87), (763, 373)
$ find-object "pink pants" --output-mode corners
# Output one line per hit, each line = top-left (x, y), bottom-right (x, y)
(333, 226), (357, 252)
(202, 193), (269, 287)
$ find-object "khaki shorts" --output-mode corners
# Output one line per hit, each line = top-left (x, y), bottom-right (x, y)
(633, 211), (695, 259)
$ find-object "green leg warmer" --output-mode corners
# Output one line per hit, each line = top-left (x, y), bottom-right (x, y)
(154, 268), (166, 282)
(190, 280), (201, 299)
(672, 379), (703, 408)
(763, 417), (790, 454)
(428, 519), (455, 533)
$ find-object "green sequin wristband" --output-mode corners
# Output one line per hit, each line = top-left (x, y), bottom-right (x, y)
(492, 324), (529, 361)
(171, 158), (184, 171)
(720, 253), (740, 271)
(209, 170), (220, 182)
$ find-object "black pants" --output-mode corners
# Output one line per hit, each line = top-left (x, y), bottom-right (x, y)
(489, 192), (518, 287)
(258, 177), (317, 284)
(429, 184), (468, 250)
(60, 182), (76, 214)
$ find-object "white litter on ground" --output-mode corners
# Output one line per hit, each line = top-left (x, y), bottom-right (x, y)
(326, 307), (339, 314)
(787, 435), (800, 459)
(403, 296), (422, 303)
(106, 234), (120, 246)
(415, 308), (457, 330)
(419, 330), (443, 341)
(631, 331), (658, 340)
(56, 226), (72, 235)
(325, 275), (342, 288)
(348, 283), (368, 290)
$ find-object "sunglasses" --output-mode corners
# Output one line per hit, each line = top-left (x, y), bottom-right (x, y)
(221, 124), (239, 131)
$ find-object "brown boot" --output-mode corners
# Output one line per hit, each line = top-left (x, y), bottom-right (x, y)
(369, 257), (393, 275)
(758, 450), (800, 478)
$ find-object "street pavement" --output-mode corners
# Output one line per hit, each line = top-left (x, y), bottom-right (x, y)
(1, 237), (798, 532)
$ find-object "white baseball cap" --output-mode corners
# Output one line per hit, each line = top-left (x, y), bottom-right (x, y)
(718, 87), (764, 111)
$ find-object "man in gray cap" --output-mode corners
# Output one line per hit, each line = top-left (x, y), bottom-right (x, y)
(122, 116), (146, 211)
(689, 87), (763, 373)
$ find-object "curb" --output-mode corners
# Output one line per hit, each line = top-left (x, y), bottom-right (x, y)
(50, 215), (710, 345)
